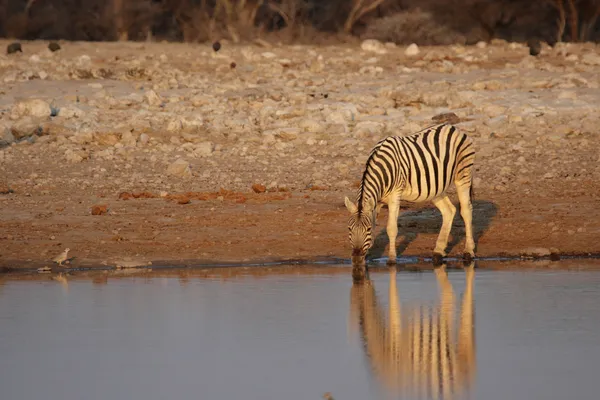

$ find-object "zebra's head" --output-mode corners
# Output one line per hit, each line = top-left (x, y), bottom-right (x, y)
(344, 196), (376, 264)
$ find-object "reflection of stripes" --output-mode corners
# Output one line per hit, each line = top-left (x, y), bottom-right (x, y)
(350, 265), (476, 399)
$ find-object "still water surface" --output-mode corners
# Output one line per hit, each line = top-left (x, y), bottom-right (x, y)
(1, 262), (600, 400)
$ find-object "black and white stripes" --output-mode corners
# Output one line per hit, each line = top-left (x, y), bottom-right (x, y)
(345, 123), (476, 265)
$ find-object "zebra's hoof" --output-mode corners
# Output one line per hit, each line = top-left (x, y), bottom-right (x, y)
(432, 253), (444, 266)
(386, 258), (397, 266)
(463, 252), (474, 262)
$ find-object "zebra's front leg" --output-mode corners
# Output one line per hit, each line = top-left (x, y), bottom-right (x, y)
(431, 196), (456, 265)
(386, 196), (401, 265)
(457, 184), (475, 261)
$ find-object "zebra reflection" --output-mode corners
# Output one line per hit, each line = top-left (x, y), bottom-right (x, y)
(349, 263), (476, 400)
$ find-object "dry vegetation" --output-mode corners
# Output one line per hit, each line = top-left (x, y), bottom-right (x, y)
(1, 0), (600, 45)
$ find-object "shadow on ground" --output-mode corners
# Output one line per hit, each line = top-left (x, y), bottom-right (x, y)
(369, 199), (498, 260)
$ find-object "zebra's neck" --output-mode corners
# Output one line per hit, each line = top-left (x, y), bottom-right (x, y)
(357, 186), (378, 215)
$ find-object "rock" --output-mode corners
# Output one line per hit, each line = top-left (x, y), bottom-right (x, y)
(482, 104), (507, 117)
(1, 123), (15, 147)
(521, 247), (551, 258)
(48, 42), (61, 52)
(353, 121), (385, 138)
(91, 204), (108, 215)
(405, 43), (420, 56)
(29, 54), (41, 63)
(432, 112), (461, 124)
(65, 149), (88, 163)
(528, 38), (541, 56)
(7, 42), (22, 54)
(299, 119), (327, 133)
(0, 181), (13, 194)
(190, 94), (212, 107)
(581, 52), (600, 66)
(144, 89), (162, 106)
(195, 141), (214, 157)
(167, 158), (192, 179)
(138, 133), (149, 145)
(120, 131), (137, 147)
(59, 106), (85, 119)
(275, 128), (300, 141)
(70, 131), (94, 144)
(361, 39), (387, 55)
(94, 132), (120, 146)
(10, 117), (43, 139)
(252, 183), (266, 193)
(77, 55), (92, 67)
(11, 99), (51, 119)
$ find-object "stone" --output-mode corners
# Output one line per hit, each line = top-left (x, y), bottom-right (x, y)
(10, 117), (43, 139)
(6, 42), (22, 54)
(521, 247), (551, 258)
(252, 183), (266, 193)
(405, 43), (420, 56)
(167, 159), (192, 179)
(1, 123), (14, 147)
(361, 39), (387, 55)
(94, 132), (120, 146)
(299, 119), (327, 133)
(91, 204), (108, 215)
(64, 149), (86, 163)
(59, 106), (85, 119)
(581, 53), (600, 66)
(195, 141), (214, 157)
(432, 112), (460, 124)
(144, 89), (162, 106)
(11, 99), (51, 119)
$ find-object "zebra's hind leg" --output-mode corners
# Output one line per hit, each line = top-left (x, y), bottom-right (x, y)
(432, 196), (456, 264)
(457, 182), (475, 261)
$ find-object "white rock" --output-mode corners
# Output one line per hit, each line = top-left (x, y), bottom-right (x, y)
(195, 141), (214, 157)
(361, 39), (387, 55)
(1, 123), (15, 147)
(77, 55), (92, 67)
(521, 247), (551, 257)
(144, 89), (162, 106)
(29, 55), (41, 63)
(581, 53), (600, 66)
(70, 131), (94, 144)
(11, 99), (51, 120)
(405, 43), (420, 56)
(120, 131), (137, 147)
(261, 52), (277, 59)
(59, 106), (85, 119)
(64, 149), (84, 164)
(299, 119), (327, 133)
(10, 117), (42, 139)
(167, 158), (192, 179)
(138, 133), (149, 145)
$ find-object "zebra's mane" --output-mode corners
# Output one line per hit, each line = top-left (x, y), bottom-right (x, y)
(356, 137), (389, 214)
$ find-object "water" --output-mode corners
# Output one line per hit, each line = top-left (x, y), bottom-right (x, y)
(1, 261), (600, 400)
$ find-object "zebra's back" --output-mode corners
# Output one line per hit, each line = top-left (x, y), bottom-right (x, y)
(363, 124), (474, 203)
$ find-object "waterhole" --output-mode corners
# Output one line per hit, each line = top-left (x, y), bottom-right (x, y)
(1, 259), (600, 400)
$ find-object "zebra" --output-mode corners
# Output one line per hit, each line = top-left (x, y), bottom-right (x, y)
(344, 123), (475, 266)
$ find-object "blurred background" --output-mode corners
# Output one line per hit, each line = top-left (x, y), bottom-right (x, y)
(0, 0), (599, 46)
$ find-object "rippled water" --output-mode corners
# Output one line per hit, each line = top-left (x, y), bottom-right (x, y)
(1, 261), (600, 400)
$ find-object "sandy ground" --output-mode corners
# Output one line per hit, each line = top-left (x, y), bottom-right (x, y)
(1, 39), (599, 271)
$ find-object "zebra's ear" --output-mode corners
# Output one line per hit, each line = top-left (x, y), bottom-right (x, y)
(344, 196), (358, 214)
